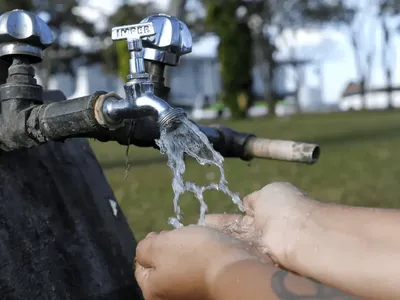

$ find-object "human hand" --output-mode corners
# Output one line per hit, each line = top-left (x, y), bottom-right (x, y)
(204, 182), (319, 268)
(134, 225), (259, 300)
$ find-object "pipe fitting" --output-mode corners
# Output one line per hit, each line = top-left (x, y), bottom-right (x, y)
(94, 92), (125, 129)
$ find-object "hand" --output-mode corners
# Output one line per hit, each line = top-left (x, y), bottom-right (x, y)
(204, 182), (319, 268)
(134, 225), (259, 300)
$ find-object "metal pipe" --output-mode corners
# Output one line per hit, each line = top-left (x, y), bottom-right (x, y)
(244, 137), (320, 164)
(198, 124), (320, 164)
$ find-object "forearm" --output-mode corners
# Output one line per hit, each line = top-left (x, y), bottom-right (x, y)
(290, 201), (400, 299)
(210, 259), (358, 300)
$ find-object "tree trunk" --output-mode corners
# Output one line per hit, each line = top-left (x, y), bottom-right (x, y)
(0, 91), (142, 300)
(38, 68), (51, 90)
(359, 77), (367, 109)
(386, 69), (393, 109)
(266, 58), (277, 117)
(260, 31), (277, 117)
(164, 0), (187, 89)
(167, 0), (186, 17)
(289, 31), (301, 113)
(252, 31), (268, 115)
(381, 17), (393, 109)
(350, 32), (367, 110)
(293, 64), (302, 114)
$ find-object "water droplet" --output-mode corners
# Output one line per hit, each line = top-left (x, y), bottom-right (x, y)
(168, 217), (183, 228)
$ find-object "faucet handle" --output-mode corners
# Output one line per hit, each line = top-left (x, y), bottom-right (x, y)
(111, 22), (156, 42)
(140, 14), (192, 66)
(111, 22), (156, 78)
(0, 9), (53, 63)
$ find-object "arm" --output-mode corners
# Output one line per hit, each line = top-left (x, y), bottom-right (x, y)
(210, 259), (359, 300)
(288, 201), (400, 300)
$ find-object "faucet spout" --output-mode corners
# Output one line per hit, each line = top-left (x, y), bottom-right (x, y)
(100, 82), (185, 132)
(102, 89), (169, 122)
(133, 93), (186, 132)
(135, 94), (171, 117)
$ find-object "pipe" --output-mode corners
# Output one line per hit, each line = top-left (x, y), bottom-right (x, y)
(26, 91), (108, 143)
(23, 92), (320, 165)
(244, 137), (320, 164)
(145, 61), (170, 100)
(197, 124), (320, 164)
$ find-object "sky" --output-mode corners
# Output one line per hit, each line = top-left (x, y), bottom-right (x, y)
(72, 0), (400, 104)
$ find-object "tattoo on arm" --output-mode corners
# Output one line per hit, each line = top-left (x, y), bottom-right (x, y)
(271, 269), (361, 300)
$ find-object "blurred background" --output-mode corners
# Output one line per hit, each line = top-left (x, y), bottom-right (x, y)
(2, 0), (400, 239)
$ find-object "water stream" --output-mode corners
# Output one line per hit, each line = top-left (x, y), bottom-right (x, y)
(156, 118), (244, 228)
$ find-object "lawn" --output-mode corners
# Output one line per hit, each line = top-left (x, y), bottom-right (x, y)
(90, 110), (400, 240)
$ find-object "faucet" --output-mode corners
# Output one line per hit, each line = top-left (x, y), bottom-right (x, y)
(0, 9), (320, 165)
(100, 20), (186, 132)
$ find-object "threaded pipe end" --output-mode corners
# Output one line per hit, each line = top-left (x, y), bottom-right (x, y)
(157, 107), (186, 132)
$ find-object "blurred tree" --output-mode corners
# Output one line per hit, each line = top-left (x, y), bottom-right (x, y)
(376, 0), (400, 109)
(102, 3), (154, 81)
(247, 0), (300, 117)
(203, 0), (254, 119)
(239, 0), (323, 116)
(304, 0), (400, 110)
(183, 2), (207, 39)
(1, 0), (101, 89)
(302, 0), (378, 110)
(199, 0), (345, 117)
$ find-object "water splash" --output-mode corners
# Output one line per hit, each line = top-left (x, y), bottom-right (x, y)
(156, 118), (244, 228)
(124, 144), (132, 180)
(124, 120), (135, 179)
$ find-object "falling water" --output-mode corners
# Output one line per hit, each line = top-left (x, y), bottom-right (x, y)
(156, 118), (244, 228)
(124, 120), (135, 179)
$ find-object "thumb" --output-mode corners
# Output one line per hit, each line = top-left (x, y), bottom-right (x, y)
(136, 232), (158, 268)
(134, 261), (153, 299)
(243, 190), (261, 216)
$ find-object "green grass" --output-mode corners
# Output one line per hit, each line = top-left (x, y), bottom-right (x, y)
(90, 110), (400, 240)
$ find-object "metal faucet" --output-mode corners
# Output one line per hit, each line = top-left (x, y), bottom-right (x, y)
(100, 20), (186, 132)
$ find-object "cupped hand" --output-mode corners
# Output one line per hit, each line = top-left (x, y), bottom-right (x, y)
(205, 182), (320, 268)
(134, 225), (260, 300)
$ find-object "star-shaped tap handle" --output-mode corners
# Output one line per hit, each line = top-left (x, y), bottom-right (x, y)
(111, 22), (156, 79)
